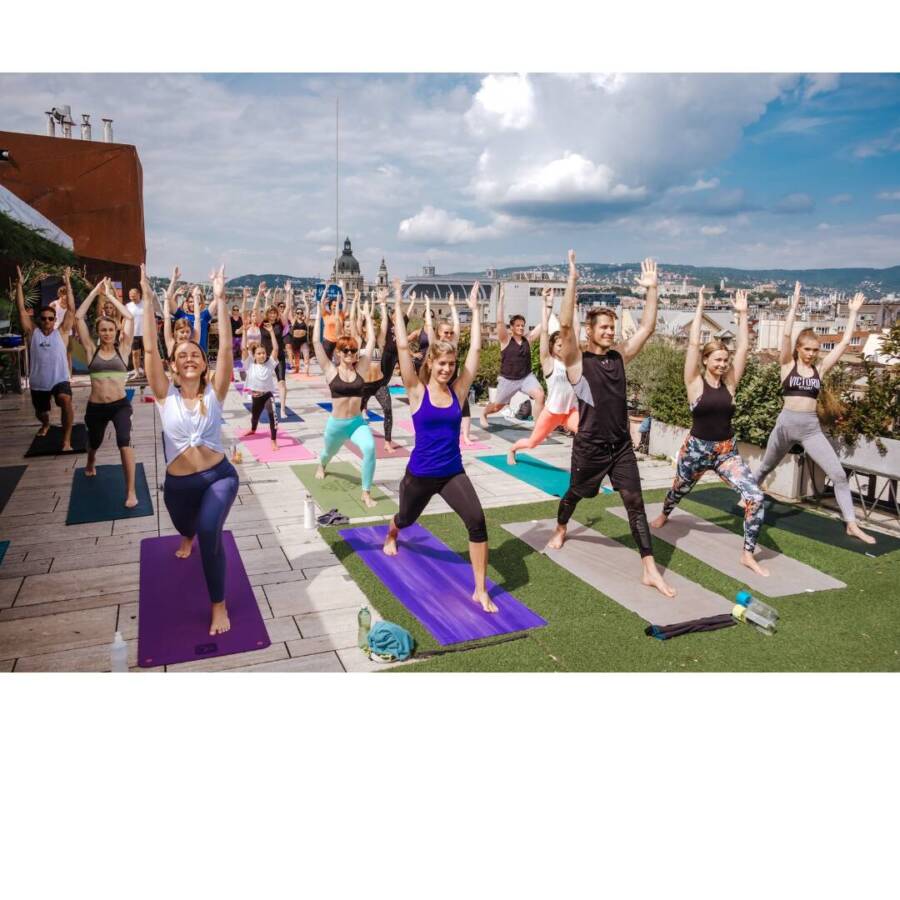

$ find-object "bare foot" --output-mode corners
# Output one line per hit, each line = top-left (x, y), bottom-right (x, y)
(37, 425), (50, 438)
(209, 602), (231, 636)
(271, 441), (279, 451)
(124, 494), (139, 509)
(175, 535), (193, 559)
(472, 589), (499, 613)
(315, 464), (326, 480)
(61, 442), (72, 452)
(361, 491), (377, 509)
(461, 435), (475, 448)
(741, 550), (770, 577)
(507, 449), (517, 466)
(383, 532), (399, 556)
(243, 429), (256, 437)
(650, 512), (668, 529)
(479, 411), (490, 429)
(641, 565), (677, 598)
(846, 522), (876, 545)
(384, 441), (398, 455)
(84, 466), (97, 477)
(547, 524), (567, 550)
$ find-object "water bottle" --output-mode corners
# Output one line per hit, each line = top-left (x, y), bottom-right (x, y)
(468, 387), (476, 406)
(230, 441), (243, 465)
(357, 606), (372, 650)
(110, 631), (128, 672)
(303, 493), (315, 529)
(732, 603), (776, 636)
(736, 590), (779, 626)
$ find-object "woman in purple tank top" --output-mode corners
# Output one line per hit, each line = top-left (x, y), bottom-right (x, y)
(382, 279), (498, 613)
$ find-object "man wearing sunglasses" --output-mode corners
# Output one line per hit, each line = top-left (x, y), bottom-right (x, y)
(16, 266), (76, 450)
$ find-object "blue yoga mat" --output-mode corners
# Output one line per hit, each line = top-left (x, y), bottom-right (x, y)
(477, 452), (612, 498)
(339, 523), (547, 645)
(388, 386), (406, 396)
(126, 388), (135, 402)
(0, 540), (8, 567)
(66, 463), (154, 525)
(243, 402), (303, 424)
(316, 402), (383, 422)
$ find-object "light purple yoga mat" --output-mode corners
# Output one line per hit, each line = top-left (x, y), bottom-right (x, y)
(138, 531), (270, 668)
(339, 523), (546, 645)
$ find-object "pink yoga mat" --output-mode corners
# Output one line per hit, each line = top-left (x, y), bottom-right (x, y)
(345, 433), (410, 460)
(394, 418), (489, 451)
(240, 432), (316, 463)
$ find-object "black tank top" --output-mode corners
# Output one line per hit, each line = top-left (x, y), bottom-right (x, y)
(291, 319), (308, 343)
(690, 378), (735, 441)
(384, 315), (407, 354)
(262, 321), (286, 358)
(501, 336), (531, 379)
(329, 369), (365, 399)
(572, 350), (629, 461)
(782, 362), (820, 399)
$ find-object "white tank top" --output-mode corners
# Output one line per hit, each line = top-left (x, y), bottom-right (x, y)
(158, 383), (225, 463)
(545, 357), (576, 415)
(244, 359), (278, 393)
(30, 328), (70, 391)
(245, 326), (261, 345)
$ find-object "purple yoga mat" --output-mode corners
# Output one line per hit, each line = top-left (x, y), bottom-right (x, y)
(339, 523), (546, 645)
(138, 531), (270, 668)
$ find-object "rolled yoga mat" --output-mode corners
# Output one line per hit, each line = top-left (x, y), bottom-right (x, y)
(137, 531), (270, 668)
(239, 432), (315, 463)
(66, 463), (155, 525)
(291, 461), (397, 519)
(24, 424), (88, 457)
(316, 401), (383, 422)
(478, 422), (560, 445)
(477, 452), (611, 498)
(242, 401), (303, 423)
(345, 433), (410, 460)
(394, 418), (489, 452)
(502, 519), (734, 628)
(339, 522), (547, 645)
(0, 465), (27, 515)
(610, 503), (846, 597)
(687, 485), (900, 558)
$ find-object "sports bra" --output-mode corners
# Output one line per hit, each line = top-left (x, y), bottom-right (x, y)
(329, 369), (365, 399)
(690, 378), (735, 441)
(88, 346), (128, 380)
(245, 325), (262, 345)
(782, 362), (820, 399)
(158, 383), (225, 463)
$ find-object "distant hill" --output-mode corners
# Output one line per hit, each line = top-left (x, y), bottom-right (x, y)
(225, 274), (319, 290)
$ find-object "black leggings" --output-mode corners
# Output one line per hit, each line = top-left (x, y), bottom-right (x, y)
(557, 439), (653, 557)
(249, 391), (277, 440)
(394, 469), (487, 543)
(85, 398), (133, 450)
(364, 384), (393, 442)
(379, 347), (398, 386)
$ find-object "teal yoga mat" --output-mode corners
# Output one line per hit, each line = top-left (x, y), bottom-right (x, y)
(0, 540), (8, 567)
(478, 453), (612, 498)
(687, 485), (900, 558)
(479, 423), (560, 445)
(66, 463), (155, 525)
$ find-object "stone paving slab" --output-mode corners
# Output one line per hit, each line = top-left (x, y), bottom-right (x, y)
(0, 605), (118, 660)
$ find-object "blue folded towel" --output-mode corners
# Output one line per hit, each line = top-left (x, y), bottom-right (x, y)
(367, 621), (416, 661)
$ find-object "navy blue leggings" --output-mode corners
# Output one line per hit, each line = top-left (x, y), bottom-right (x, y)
(163, 457), (239, 603)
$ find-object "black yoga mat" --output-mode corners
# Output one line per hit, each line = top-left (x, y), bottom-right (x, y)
(66, 463), (154, 525)
(0, 465), (27, 514)
(24, 425), (88, 457)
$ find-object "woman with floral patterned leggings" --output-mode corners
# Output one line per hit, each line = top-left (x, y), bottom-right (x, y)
(650, 288), (769, 578)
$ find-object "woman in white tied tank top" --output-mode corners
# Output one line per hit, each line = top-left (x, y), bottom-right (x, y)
(508, 286), (579, 466)
(143, 263), (239, 638)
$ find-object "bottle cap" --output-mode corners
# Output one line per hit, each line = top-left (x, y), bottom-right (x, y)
(735, 590), (752, 606)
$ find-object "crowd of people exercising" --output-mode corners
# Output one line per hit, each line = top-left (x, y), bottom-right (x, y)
(13, 252), (875, 637)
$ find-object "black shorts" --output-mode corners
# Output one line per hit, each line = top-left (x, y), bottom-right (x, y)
(290, 337), (308, 352)
(31, 381), (72, 416)
(130, 336), (144, 355)
(569, 438), (641, 499)
(85, 397), (133, 450)
(274, 356), (287, 381)
(322, 339), (336, 360)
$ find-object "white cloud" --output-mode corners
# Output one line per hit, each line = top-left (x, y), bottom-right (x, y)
(669, 178), (720, 195)
(774, 192), (815, 214)
(876, 191), (900, 200)
(700, 225), (727, 236)
(397, 206), (515, 245)
(829, 193), (853, 205)
(465, 74), (535, 133)
(803, 74), (840, 99)
(304, 226), (336, 241)
(817, 223), (832, 230)
(853, 128), (900, 159)
(877, 213), (900, 224)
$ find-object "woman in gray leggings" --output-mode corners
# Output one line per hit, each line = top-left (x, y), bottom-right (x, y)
(754, 282), (874, 544)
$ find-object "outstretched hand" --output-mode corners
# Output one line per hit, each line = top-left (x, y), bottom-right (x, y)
(792, 281), (801, 307)
(849, 291), (865, 313)
(542, 285), (553, 309)
(16, 265), (25, 284)
(172, 265), (181, 284)
(697, 286), (706, 307)
(466, 281), (480, 312)
(210, 265), (226, 300)
(733, 289), (748, 313)
(568, 249), (576, 275)
(635, 258), (658, 289)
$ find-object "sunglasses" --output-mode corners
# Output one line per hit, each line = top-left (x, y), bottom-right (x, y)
(340, 348), (358, 355)
(39, 315), (56, 322)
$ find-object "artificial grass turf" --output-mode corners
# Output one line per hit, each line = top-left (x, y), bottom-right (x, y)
(319, 483), (900, 672)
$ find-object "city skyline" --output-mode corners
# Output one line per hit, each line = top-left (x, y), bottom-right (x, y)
(2, 72), (899, 279)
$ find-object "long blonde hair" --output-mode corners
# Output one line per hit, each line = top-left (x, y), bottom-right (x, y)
(419, 339), (457, 385)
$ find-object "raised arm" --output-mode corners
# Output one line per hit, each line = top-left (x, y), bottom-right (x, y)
(142, 265), (170, 401)
(684, 286), (706, 399)
(253, 281), (265, 321)
(617, 258), (659, 364)
(361, 301), (377, 359)
(559, 250), (581, 380)
(348, 289), (361, 344)
(780, 281), (802, 367)
(454, 282), (482, 403)
(538, 286), (554, 375)
(312, 298), (336, 380)
(166, 266), (181, 315)
(377, 289), (389, 348)
(210, 266), (231, 400)
(496, 283), (508, 347)
(15, 266), (34, 338)
(448, 292), (461, 344)
(393, 279), (419, 392)
(74, 278), (106, 354)
(283, 281), (294, 326)
(424, 294), (434, 343)
(728, 290), (750, 388)
(820, 292), (864, 375)
(103, 279), (135, 345)
(57, 268), (76, 347)
(405, 291), (416, 320)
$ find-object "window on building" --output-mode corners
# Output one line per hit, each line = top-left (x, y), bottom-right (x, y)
(850, 337), (861, 346)
(821, 342), (835, 350)
(815, 326), (829, 334)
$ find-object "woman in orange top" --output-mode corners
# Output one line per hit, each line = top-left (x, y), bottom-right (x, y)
(321, 287), (346, 363)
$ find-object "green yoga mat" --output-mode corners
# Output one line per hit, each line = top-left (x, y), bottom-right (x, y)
(290, 461), (397, 519)
(0, 465), (26, 515)
(480, 423), (561, 445)
(66, 463), (155, 525)
(478, 452), (613, 498)
(688, 485), (900, 557)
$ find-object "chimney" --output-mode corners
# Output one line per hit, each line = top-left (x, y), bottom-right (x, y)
(62, 116), (73, 138)
(80, 113), (91, 141)
(102, 118), (114, 142)
(45, 112), (56, 137)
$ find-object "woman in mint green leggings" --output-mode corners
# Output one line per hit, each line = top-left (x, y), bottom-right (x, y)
(313, 295), (379, 509)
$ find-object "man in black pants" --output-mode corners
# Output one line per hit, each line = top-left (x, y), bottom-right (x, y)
(548, 249), (675, 599)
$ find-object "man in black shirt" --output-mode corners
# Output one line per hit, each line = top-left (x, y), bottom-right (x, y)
(547, 250), (675, 599)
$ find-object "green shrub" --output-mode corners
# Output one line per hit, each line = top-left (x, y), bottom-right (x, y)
(731, 357), (783, 446)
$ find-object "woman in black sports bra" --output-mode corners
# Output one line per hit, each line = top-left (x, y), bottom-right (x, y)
(753, 283), (873, 544)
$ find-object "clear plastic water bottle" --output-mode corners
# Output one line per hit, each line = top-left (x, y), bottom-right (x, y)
(736, 590), (779, 626)
(357, 606), (372, 650)
(304, 493), (315, 529)
(110, 631), (128, 672)
(469, 387), (476, 406)
(732, 602), (776, 636)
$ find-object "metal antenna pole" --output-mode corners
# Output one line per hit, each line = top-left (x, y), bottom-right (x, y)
(335, 96), (340, 275)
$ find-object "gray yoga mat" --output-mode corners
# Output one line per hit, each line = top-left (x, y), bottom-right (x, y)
(609, 503), (846, 598)
(502, 519), (733, 627)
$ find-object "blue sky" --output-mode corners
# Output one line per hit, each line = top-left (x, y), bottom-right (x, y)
(1, 72), (899, 279)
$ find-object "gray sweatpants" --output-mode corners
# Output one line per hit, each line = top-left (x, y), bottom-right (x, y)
(754, 409), (856, 523)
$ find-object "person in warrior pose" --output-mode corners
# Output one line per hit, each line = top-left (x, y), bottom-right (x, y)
(229, 299), (244, 362)
(74, 277), (139, 507)
(382, 280), (496, 612)
(124, 284), (146, 379)
(649, 288), (769, 575)
(357, 292), (399, 454)
(16, 266), (76, 449)
(753, 282), (874, 543)
(321, 288), (346, 362)
(241, 322), (280, 451)
(508, 285), (578, 465)
(288, 293), (311, 375)
(163, 267), (200, 358)
(260, 283), (292, 419)
(313, 297), (379, 509)
(548, 250), (675, 598)
(144, 263), (238, 636)
(479, 282), (545, 428)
